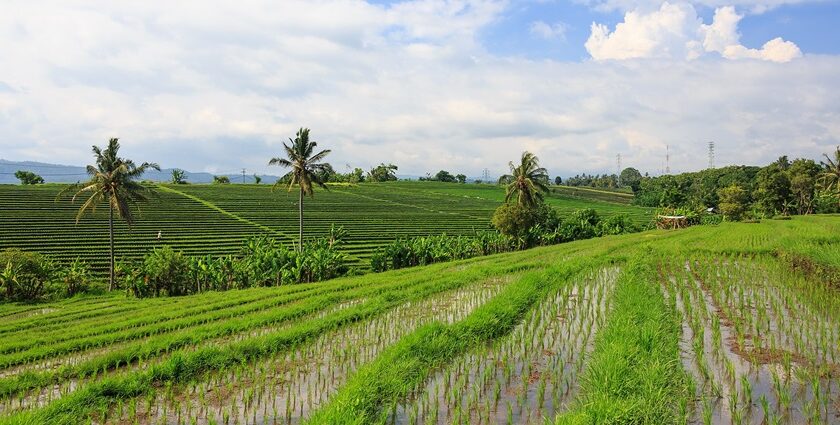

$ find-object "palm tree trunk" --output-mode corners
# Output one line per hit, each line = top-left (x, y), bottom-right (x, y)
(108, 201), (115, 291)
(298, 187), (304, 251)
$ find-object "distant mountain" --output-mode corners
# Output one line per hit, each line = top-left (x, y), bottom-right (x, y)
(0, 159), (281, 185)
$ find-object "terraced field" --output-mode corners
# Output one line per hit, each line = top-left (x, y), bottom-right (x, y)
(0, 182), (650, 270)
(0, 216), (838, 424)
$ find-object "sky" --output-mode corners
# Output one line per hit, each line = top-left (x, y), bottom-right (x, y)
(0, 0), (838, 178)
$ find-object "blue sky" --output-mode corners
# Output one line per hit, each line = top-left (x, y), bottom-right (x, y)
(0, 0), (838, 178)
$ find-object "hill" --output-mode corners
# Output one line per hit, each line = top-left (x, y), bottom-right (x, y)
(0, 181), (651, 271)
(0, 216), (837, 423)
(0, 159), (279, 184)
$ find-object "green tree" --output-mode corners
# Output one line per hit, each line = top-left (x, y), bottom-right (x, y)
(60, 138), (159, 290)
(500, 151), (549, 208)
(269, 128), (332, 250)
(253, 174), (262, 184)
(619, 167), (642, 192)
(14, 170), (44, 185)
(819, 146), (840, 207)
(717, 184), (749, 221)
(368, 163), (398, 182)
(433, 170), (457, 182)
(753, 164), (792, 216)
(170, 169), (187, 184)
(554, 176), (562, 185)
(788, 158), (820, 214)
(456, 174), (467, 184)
(213, 175), (230, 184)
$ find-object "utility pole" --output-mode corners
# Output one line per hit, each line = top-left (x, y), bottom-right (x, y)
(665, 145), (671, 175)
(242, 168), (247, 183)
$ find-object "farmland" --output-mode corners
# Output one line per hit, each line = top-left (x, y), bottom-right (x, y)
(0, 182), (650, 270)
(0, 215), (837, 424)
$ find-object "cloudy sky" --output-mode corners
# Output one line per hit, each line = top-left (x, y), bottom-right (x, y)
(1, 0), (838, 178)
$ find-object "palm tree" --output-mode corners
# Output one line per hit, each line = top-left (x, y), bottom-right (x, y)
(269, 128), (332, 250)
(820, 146), (840, 206)
(60, 138), (159, 290)
(501, 151), (550, 207)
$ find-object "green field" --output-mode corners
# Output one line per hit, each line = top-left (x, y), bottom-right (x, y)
(0, 182), (651, 270)
(0, 216), (837, 424)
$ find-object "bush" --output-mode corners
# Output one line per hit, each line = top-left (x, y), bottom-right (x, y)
(141, 246), (192, 297)
(0, 248), (55, 302)
(58, 258), (100, 297)
(596, 214), (638, 236)
(492, 202), (558, 240)
(370, 233), (516, 272)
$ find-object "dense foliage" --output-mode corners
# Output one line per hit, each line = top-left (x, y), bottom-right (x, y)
(13, 171), (44, 185)
(374, 207), (638, 272)
(121, 235), (349, 297)
(633, 151), (840, 219)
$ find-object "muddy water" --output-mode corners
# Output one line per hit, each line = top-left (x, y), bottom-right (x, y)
(667, 259), (840, 425)
(387, 267), (619, 425)
(110, 275), (514, 425)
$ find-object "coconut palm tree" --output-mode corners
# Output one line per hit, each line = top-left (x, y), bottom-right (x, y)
(501, 151), (550, 207)
(269, 128), (332, 250)
(60, 138), (159, 290)
(820, 146), (840, 206)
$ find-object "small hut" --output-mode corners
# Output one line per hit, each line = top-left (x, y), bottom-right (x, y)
(656, 215), (688, 230)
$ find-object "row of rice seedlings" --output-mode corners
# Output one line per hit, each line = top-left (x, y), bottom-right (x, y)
(385, 267), (618, 424)
(0, 272), (441, 413)
(0, 285), (312, 355)
(664, 255), (839, 424)
(0, 283), (341, 372)
(110, 277), (513, 424)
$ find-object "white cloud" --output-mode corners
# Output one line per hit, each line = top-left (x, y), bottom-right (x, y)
(577, 0), (815, 14)
(0, 0), (836, 178)
(586, 2), (801, 62)
(529, 20), (568, 40)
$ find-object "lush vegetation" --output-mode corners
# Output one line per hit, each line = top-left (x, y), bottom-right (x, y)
(0, 215), (837, 424)
(634, 149), (840, 219)
(0, 181), (648, 276)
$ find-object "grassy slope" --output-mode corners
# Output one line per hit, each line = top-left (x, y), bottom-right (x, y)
(0, 182), (648, 270)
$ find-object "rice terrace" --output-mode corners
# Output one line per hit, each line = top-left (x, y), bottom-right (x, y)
(2, 2), (840, 424)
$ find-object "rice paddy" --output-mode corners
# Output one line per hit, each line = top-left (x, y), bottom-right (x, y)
(0, 182), (651, 271)
(0, 212), (838, 424)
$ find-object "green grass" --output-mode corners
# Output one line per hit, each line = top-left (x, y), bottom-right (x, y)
(0, 215), (837, 424)
(0, 181), (650, 271)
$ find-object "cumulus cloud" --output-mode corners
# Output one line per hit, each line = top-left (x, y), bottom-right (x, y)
(586, 2), (801, 62)
(529, 21), (569, 40)
(0, 0), (835, 178)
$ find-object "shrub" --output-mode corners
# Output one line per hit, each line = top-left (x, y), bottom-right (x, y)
(492, 202), (558, 240)
(58, 258), (99, 297)
(0, 248), (55, 302)
(596, 214), (637, 236)
(141, 246), (192, 297)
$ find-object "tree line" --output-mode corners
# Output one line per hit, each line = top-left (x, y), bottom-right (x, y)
(633, 151), (840, 220)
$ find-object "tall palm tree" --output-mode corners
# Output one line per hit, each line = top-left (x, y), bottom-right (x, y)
(501, 151), (550, 207)
(820, 146), (840, 192)
(269, 128), (332, 250)
(60, 138), (160, 290)
(820, 146), (840, 205)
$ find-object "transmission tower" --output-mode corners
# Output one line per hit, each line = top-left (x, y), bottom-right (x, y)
(708, 141), (715, 169)
(665, 145), (671, 175)
(242, 168), (247, 183)
(616, 154), (622, 186)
